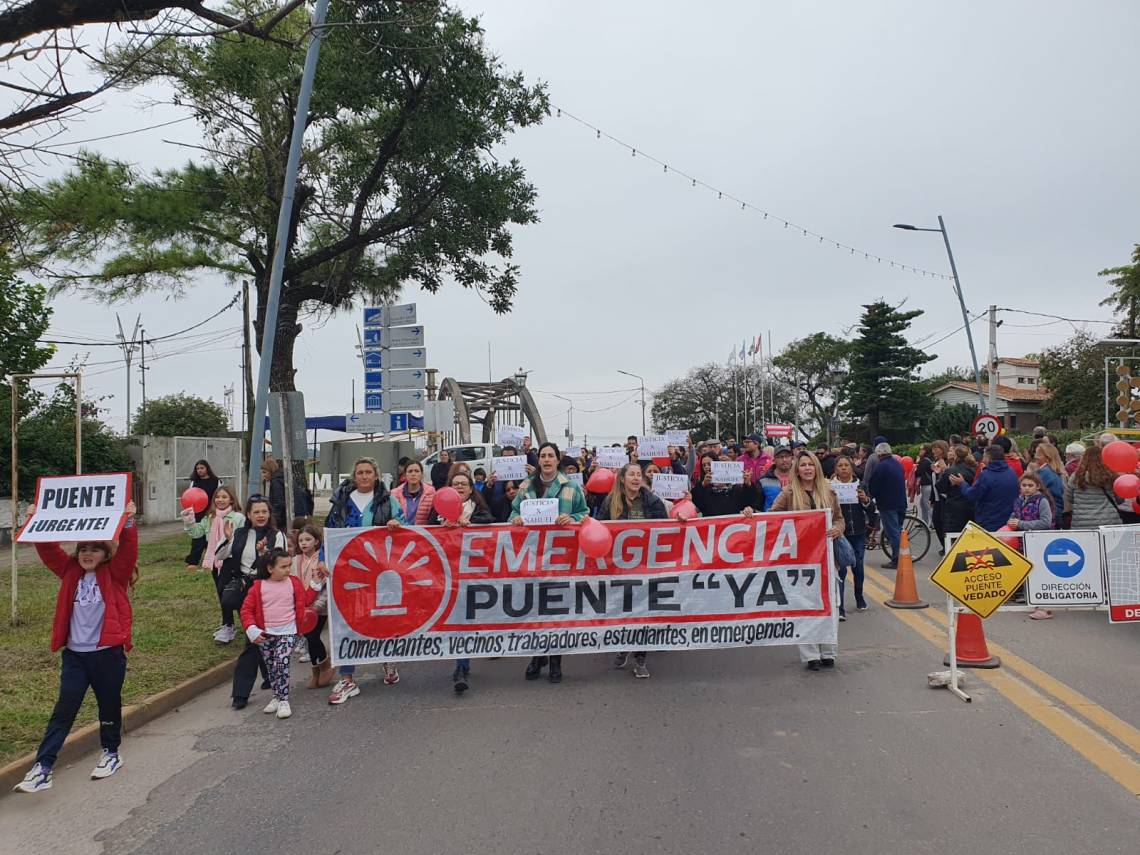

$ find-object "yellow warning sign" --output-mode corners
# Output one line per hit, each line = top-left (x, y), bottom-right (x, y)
(930, 522), (1033, 618)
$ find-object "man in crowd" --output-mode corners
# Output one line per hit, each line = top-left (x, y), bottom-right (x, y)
(758, 445), (795, 510)
(739, 434), (768, 484)
(1064, 441), (1085, 475)
(865, 442), (907, 569)
(949, 444), (1019, 531)
(992, 434), (1023, 478)
(521, 435), (538, 468)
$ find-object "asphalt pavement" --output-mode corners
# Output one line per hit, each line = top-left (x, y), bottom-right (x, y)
(3, 544), (1139, 855)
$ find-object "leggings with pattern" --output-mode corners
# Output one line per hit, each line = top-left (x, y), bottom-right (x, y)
(261, 634), (296, 702)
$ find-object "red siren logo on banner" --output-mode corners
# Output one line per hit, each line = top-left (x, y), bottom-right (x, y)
(333, 529), (452, 638)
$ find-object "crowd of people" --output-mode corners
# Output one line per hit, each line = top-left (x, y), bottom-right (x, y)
(14, 426), (1131, 794)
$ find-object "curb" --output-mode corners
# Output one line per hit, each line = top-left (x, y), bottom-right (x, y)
(0, 657), (235, 794)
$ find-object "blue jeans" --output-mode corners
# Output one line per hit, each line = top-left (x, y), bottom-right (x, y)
(880, 509), (905, 564)
(838, 532), (867, 611)
(37, 647), (126, 768)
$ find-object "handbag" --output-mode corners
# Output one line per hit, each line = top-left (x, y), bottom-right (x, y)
(833, 534), (856, 570)
(219, 574), (249, 612)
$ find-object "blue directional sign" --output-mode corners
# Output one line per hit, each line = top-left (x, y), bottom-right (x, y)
(364, 393), (382, 411)
(363, 351), (382, 370)
(363, 328), (381, 346)
(363, 307), (383, 327)
(364, 370), (382, 391)
(1042, 538), (1084, 578)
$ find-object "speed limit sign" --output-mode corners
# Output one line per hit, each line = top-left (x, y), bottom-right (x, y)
(972, 413), (1002, 440)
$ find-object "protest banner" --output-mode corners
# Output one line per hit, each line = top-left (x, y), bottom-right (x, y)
(831, 481), (858, 505)
(665, 430), (690, 447)
(492, 454), (529, 480)
(326, 510), (837, 665)
(520, 498), (559, 525)
(636, 435), (668, 458)
(652, 473), (689, 500)
(597, 447), (627, 469)
(711, 461), (744, 485)
(496, 424), (527, 449)
(18, 473), (132, 543)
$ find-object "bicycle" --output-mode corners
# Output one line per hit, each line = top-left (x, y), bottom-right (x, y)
(865, 513), (933, 563)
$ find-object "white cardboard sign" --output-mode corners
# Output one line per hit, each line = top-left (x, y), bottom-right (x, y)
(18, 473), (132, 543)
(831, 481), (859, 505)
(637, 435), (669, 459)
(597, 448), (628, 469)
(496, 425), (527, 450)
(711, 461), (744, 485)
(492, 455), (529, 480)
(652, 473), (689, 500)
(665, 430), (690, 447)
(520, 498), (559, 525)
(565, 472), (584, 488)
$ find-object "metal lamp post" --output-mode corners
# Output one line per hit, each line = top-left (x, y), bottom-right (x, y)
(617, 369), (647, 434)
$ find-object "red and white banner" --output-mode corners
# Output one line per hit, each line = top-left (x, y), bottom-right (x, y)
(326, 511), (837, 665)
(764, 423), (793, 439)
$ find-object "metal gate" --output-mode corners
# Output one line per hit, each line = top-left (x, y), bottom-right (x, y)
(172, 437), (244, 518)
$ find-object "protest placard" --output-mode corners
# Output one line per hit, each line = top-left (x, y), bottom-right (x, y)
(18, 473), (132, 543)
(636, 435), (669, 459)
(492, 455), (528, 480)
(665, 430), (690, 447)
(564, 445), (583, 460)
(326, 510), (836, 664)
(652, 473), (688, 500)
(520, 498), (559, 525)
(831, 481), (859, 505)
(597, 447), (628, 469)
(566, 472), (584, 488)
(711, 461), (744, 485)
(496, 424), (527, 449)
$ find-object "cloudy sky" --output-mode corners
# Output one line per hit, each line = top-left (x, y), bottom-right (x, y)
(26, 0), (1139, 445)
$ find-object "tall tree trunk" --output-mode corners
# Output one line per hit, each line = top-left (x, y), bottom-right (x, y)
(251, 276), (301, 393)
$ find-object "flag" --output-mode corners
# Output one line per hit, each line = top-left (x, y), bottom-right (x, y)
(740, 340), (746, 360)
(754, 335), (762, 356)
(728, 346), (736, 364)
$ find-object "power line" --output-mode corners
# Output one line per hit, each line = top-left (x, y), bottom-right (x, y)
(996, 307), (1115, 325)
(551, 104), (952, 281)
(38, 293), (240, 346)
(31, 117), (196, 150)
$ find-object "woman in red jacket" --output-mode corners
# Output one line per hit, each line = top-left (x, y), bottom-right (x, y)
(14, 501), (138, 794)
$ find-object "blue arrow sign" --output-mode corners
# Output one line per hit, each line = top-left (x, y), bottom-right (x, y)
(1042, 538), (1084, 578)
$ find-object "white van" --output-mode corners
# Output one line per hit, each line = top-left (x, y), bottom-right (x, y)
(419, 443), (504, 479)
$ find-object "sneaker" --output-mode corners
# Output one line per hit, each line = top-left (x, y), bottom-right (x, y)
(382, 663), (400, 685)
(213, 625), (236, 644)
(295, 638), (309, 663)
(839, 611), (847, 622)
(91, 750), (122, 780)
(262, 698), (280, 714)
(13, 762), (52, 793)
(806, 660), (821, 671)
(260, 679), (271, 690)
(275, 700), (292, 719)
(856, 600), (869, 611)
(880, 562), (898, 570)
(453, 667), (469, 693)
(613, 652), (630, 669)
(232, 697), (248, 710)
(298, 651), (310, 663)
(821, 658), (836, 669)
(328, 678), (359, 705)
(632, 661), (650, 679)
(1028, 608), (1054, 620)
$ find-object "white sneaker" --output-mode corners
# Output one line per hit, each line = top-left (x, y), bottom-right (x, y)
(13, 762), (52, 793)
(262, 698), (280, 714)
(213, 625), (236, 644)
(275, 700), (292, 719)
(327, 678), (359, 705)
(91, 750), (122, 780)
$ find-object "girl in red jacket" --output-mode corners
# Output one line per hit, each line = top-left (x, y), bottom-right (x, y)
(14, 501), (138, 794)
(240, 548), (319, 720)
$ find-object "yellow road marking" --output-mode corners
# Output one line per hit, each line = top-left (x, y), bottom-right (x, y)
(859, 573), (1140, 797)
(864, 566), (1140, 758)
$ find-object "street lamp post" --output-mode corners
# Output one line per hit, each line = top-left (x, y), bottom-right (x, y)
(551, 393), (574, 443)
(617, 370), (646, 434)
(894, 216), (987, 413)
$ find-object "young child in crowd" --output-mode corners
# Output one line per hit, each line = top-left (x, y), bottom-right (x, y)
(14, 502), (139, 794)
(1007, 472), (1055, 620)
(182, 486), (246, 643)
(292, 523), (332, 688)
(240, 548), (320, 719)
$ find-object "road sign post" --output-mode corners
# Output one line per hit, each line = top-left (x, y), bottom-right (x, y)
(972, 413), (1002, 441)
(1023, 531), (1105, 607)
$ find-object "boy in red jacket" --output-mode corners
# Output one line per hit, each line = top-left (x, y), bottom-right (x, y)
(14, 501), (138, 794)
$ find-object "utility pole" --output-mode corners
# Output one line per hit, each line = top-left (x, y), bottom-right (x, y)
(115, 314), (141, 434)
(617, 370), (647, 434)
(426, 368), (441, 453)
(242, 281), (255, 465)
(139, 327), (147, 418)
(987, 304), (999, 417)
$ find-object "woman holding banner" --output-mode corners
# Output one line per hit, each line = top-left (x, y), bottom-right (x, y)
(14, 501), (138, 793)
(770, 451), (845, 671)
(600, 464), (668, 678)
(510, 442), (589, 683)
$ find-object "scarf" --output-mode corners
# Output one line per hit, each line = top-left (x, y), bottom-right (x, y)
(206, 513), (229, 570)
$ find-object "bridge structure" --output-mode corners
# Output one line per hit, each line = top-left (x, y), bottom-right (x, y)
(435, 376), (547, 447)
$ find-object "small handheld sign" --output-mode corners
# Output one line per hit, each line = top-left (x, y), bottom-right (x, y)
(18, 473), (133, 543)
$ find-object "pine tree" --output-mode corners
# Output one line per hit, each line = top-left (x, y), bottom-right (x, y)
(846, 301), (935, 440)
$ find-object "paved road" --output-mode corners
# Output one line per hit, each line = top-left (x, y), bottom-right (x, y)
(3, 547), (1139, 855)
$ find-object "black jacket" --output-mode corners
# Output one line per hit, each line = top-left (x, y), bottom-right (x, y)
(936, 462), (977, 535)
(834, 480), (876, 537)
(267, 467), (314, 529)
(189, 475), (220, 523)
(326, 478), (396, 528)
(218, 524), (287, 589)
(598, 486), (669, 520)
(427, 493), (495, 526)
(430, 462), (451, 490)
(691, 482), (762, 517)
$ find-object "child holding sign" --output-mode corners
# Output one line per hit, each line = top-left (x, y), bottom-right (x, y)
(14, 501), (138, 794)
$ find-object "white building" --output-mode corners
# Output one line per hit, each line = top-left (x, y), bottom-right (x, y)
(931, 357), (1058, 432)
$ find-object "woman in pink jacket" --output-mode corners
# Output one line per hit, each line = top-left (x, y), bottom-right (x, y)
(391, 460), (436, 525)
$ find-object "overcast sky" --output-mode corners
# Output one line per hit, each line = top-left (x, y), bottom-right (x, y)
(27, 0), (1139, 445)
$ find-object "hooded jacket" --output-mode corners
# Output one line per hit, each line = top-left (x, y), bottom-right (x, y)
(598, 486), (669, 520)
(326, 478), (405, 528)
(958, 459), (1019, 531)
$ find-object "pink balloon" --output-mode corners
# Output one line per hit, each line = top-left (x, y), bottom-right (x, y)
(1114, 473), (1140, 500)
(180, 487), (208, 513)
(297, 607), (318, 636)
(586, 468), (615, 494)
(670, 499), (699, 521)
(578, 516), (613, 558)
(1103, 440), (1139, 475)
(434, 486), (463, 522)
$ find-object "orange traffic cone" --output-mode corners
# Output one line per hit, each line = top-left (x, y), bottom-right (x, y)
(885, 531), (929, 609)
(944, 612), (1001, 669)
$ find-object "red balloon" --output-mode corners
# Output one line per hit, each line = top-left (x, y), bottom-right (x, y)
(995, 524), (1021, 551)
(1114, 473), (1140, 500)
(297, 607), (318, 635)
(1131, 499), (1140, 515)
(578, 516), (613, 558)
(434, 486), (463, 522)
(652, 456), (671, 468)
(586, 468), (615, 494)
(1103, 440), (1139, 475)
(670, 499), (699, 521)
(900, 455), (915, 479)
(180, 486), (208, 513)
